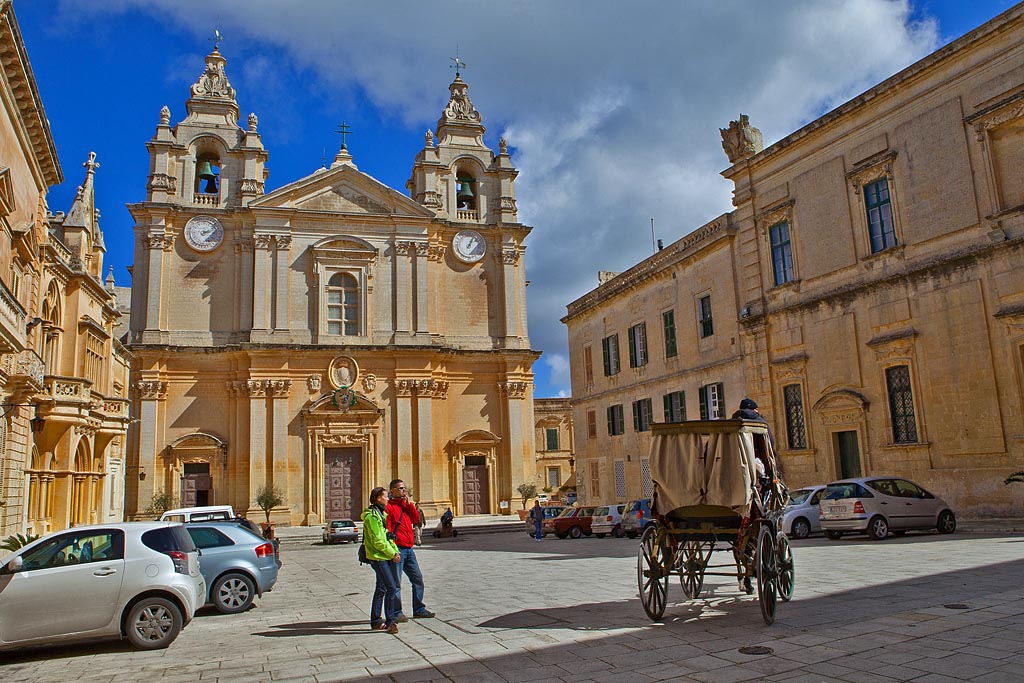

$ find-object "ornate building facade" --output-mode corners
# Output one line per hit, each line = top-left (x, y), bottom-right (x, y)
(125, 50), (538, 525)
(0, 0), (130, 538)
(566, 5), (1024, 516)
(533, 397), (574, 493)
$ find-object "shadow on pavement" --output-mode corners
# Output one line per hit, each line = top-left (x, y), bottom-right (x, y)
(254, 620), (380, 637)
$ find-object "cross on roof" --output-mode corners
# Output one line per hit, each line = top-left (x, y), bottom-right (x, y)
(450, 48), (466, 77)
(334, 121), (353, 151)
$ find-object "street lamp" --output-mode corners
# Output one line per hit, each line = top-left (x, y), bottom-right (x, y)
(0, 403), (45, 433)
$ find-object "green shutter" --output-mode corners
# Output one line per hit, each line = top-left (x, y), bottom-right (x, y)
(628, 327), (637, 368)
(717, 383), (725, 419)
(699, 386), (708, 420)
(663, 394), (671, 422)
(607, 406), (613, 435)
(602, 337), (611, 375)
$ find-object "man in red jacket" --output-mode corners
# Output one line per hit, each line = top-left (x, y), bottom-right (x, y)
(386, 479), (435, 620)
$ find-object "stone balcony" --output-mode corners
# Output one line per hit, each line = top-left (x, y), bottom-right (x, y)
(456, 209), (478, 221)
(0, 279), (27, 354)
(192, 192), (219, 206)
(42, 375), (93, 405)
(1, 349), (44, 392)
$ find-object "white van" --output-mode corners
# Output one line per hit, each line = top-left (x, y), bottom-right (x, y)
(160, 505), (236, 523)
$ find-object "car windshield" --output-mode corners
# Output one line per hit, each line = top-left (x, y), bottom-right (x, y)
(823, 483), (874, 500)
(556, 508), (575, 518)
(788, 489), (813, 506)
(331, 521), (354, 528)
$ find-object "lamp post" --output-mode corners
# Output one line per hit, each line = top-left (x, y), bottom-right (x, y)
(1, 403), (45, 433)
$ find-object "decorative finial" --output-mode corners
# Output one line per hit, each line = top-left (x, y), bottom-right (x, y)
(159, 105), (170, 126)
(449, 47), (466, 78)
(83, 151), (99, 175)
(105, 266), (115, 291)
(334, 120), (353, 151)
(94, 208), (101, 222)
(213, 28), (225, 51)
(75, 186), (84, 201)
(499, 137), (508, 154)
(248, 112), (258, 132)
(425, 129), (434, 147)
(720, 114), (763, 164)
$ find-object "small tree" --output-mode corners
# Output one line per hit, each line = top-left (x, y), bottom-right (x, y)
(516, 482), (538, 509)
(0, 533), (40, 552)
(255, 485), (285, 523)
(143, 489), (174, 518)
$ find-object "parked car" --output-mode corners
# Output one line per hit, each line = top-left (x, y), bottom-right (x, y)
(622, 499), (655, 539)
(323, 519), (360, 544)
(0, 522), (204, 651)
(184, 522), (279, 614)
(160, 505), (236, 523)
(551, 506), (597, 539)
(591, 504), (627, 538)
(523, 505), (566, 537)
(782, 485), (827, 539)
(819, 477), (957, 540)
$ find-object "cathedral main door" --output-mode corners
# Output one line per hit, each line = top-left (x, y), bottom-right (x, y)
(462, 458), (489, 515)
(324, 448), (362, 521)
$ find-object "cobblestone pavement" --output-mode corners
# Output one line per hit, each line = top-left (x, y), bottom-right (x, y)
(2, 529), (1023, 682)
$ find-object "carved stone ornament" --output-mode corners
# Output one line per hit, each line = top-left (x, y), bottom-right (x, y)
(275, 235), (293, 250)
(499, 196), (517, 213)
(234, 236), (254, 253)
(820, 411), (862, 426)
(442, 76), (482, 124)
(394, 379), (417, 397)
(320, 433), (368, 446)
(846, 151), (897, 195)
(254, 234), (274, 249)
(190, 49), (236, 101)
(362, 373), (377, 393)
(159, 105), (171, 126)
(135, 380), (168, 400)
(966, 94), (1024, 143)
(720, 114), (763, 164)
(755, 199), (795, 230)
(248, 112), (259, 132)
(501, 249), (520, 265)
(144, 234), (174, 251)
(147, 173), (177, 193)
(246, 379), (268, 397)
(328, 356), (358, 390)
(268, 379), (291, 397)
(240, 178), (265, 195)
(498, 381), (529, 399)
(412, 242), (429, 258)
(394, 241), (411, 256)
(427, 244), (446, 262)
(425, 129), (434, 147)
(419, 190), (443, 208)
(307, 374), (322, 393)
(499, 136), (508, 154)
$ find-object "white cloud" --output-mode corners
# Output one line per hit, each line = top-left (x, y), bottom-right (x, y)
(65, 0), (941, 398)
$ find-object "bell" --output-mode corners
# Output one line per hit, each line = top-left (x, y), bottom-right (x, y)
(197, 160), (218, 193)
(457, 179), (475, 201)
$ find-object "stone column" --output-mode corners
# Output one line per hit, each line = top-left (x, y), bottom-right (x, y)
(501, 248), (520, 343)
(394, 242), (411, 334)
(134, 380), (167, 516)
(273, 236), (292, 332)
(252, 235), (273, 331)
(247, 380), (269, 513)
(414, 382), (437, 504)
(234, 237), (254, 331)
(143, 233), (174, 334)
(412, 242), (429, 334)
(394, 379), (415, 480)
(269, 380), (291, 491)
(499, 381), (529, 498)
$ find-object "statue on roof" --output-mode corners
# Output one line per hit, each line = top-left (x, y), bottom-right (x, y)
(720, 114), (763, 164)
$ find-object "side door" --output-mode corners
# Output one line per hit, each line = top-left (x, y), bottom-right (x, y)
(807, 489), (824, 533)
(0, 530), (126, 643)
(894, 479), (941, 529)
(185, 526), (238, 602)
(864, 479), (906, 528)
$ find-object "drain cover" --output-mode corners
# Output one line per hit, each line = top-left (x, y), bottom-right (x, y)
(738, 646), (774, 656)
(944, 603), (969, 610)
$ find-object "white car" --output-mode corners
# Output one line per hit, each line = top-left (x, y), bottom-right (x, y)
(0, 522), (205, 651)
(819, 477), (956, 540)
(160, 505), (236, 523)
(591, 504), (627, 538)
(782, 485), (827, 539)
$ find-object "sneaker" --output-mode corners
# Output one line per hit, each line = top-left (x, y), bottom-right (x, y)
(386, 622), (399, 634)
(413, 610), (435, 619)
(394, 613), (409, 623)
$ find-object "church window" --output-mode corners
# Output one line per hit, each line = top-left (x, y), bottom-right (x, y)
(885, 365), (918, 443)
(325, 272), (359, 336)
(769, 221), (795, 285)
(456, 175), (476, 211)
(783, 384), (807, 449)
(84, 332), (104, 386)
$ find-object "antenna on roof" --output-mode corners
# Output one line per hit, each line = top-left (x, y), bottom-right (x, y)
(651, 218), (657, 254)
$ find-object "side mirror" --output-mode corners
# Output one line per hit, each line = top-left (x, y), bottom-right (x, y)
(5, 556), (24, 573)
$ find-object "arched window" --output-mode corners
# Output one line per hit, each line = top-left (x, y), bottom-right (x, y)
(41, 281), (61, 373)
(326, 273), (359, 336)
(194, 154), (221, 195)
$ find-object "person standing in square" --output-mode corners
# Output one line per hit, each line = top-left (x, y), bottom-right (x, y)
(386, 479), (435, 620)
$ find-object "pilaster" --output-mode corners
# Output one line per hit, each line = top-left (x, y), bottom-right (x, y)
(133, 379), (167, 514)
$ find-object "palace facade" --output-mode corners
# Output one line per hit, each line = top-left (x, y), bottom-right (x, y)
(565, 5), (1024, 516)
(125, 49), (538, 525)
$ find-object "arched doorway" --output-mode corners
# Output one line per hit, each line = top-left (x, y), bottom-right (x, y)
(449, 430), (500, 515)
(812, 388), (871, 481)
(303, 391), (382, 525)
(167, 432), (227, 508)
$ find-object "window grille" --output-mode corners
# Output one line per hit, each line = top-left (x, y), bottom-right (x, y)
(783, 384), (807, 449)
(641, 458), (653, 497)
(886, 365), (918, 443)
(614, 460), (626, 498)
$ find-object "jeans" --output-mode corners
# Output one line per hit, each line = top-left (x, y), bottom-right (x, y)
(394, 546), (427, 615)
(370, 559), (400, 626)
(534, 520), (543, 539)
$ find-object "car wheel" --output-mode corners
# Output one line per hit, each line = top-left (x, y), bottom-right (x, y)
(791, 518), (811, 540)
(825, 530), (843, 540)
(213, 572), (256, 614)
(867, 515), (889, 540)
(937, 510), (956, 534)
(569, 526), (583, 539)
(595, 533), (607, 539)
(124, 597), (183, 650)
(612, 524), (624, 538)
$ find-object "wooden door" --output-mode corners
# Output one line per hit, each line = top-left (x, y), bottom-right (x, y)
(463, 465), (489, 515)
(324, 448), (362, 521)
(836, 431), (862, 479)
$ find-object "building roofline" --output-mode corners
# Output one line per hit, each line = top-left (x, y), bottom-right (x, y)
(723, 3), (1024, 174)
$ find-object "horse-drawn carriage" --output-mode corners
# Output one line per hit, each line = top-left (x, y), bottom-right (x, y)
(637, 419), (795, 625)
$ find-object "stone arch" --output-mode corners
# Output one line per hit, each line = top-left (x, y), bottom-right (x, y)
(448, 430), (501, 516)
(167, 431), (228, 508)
(811, 386), (871, 481)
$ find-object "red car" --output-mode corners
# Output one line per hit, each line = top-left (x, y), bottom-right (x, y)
(551, 507), (597, 539)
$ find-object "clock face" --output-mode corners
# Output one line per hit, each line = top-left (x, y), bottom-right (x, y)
(184, 215), (224, 252)
(452, 229), (486, 263)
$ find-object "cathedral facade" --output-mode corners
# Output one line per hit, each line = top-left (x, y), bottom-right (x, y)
(126, 49), (538, 525)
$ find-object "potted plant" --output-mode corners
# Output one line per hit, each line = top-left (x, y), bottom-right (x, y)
(255, 485), (284, 539)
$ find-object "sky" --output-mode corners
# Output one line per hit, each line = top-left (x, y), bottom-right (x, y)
(13, 0), (1017, 398)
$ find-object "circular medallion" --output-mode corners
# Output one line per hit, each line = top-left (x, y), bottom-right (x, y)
(328, 356), (359, 390)
(452, 229), (486, 263)
(184, 215), (224, 252)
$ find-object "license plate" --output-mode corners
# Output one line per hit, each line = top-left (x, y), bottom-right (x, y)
(829, 506), (844, 514)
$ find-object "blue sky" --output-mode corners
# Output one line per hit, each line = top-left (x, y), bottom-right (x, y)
(13, 0), (1016, 398)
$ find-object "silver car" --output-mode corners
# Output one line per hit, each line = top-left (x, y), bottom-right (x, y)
(782, 485), (827, 539)
(185, 522), (279, 614)
(0, 522), (204, 651)
(819, 477), (957, 540)
(322, 519), (360, 544)
(591, 504), (626, 538)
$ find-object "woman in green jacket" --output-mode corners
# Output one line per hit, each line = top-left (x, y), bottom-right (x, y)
(361, 486), (401, 633)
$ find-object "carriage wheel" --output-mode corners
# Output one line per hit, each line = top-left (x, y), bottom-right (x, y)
(677, 540), (706, 599)
(733, 535), (755, 595)
(756, 526), (778, 625)
(637, 525), (669, 620)
(775, 532), (795, 603)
